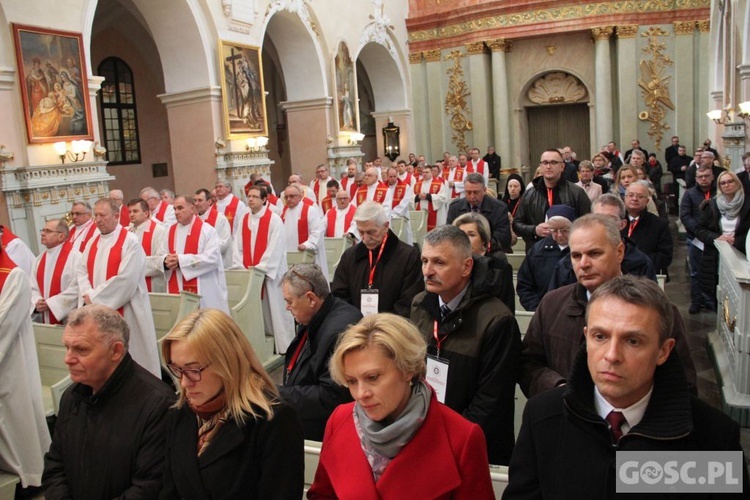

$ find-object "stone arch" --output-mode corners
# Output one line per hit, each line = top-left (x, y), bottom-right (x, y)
(356, 41), (407, 111)
(0, 3), (13, 68)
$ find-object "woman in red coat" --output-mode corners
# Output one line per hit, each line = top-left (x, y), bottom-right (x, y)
(308, 313), (494, 500)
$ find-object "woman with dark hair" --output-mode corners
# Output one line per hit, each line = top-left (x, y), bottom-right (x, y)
(502, 173), (525, 220)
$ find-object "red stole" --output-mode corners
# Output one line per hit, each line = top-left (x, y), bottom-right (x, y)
(442, 167), (465, 199)
(119, 205), (130, 226)
(414, 179), (444, 231)
(241, 209), (273, 268)
(167, 217), (203, 294)
(86, 227), (128, 316)
(0, 226), (19, 247)
(326, 205), (356, 237)
(0, 249), (17, 292)
(204, 207), (219, 227)
(154, 202), (168, 222)
(69, 221), (97, 250)
(355, 183), (388, 205)
(321, 196), (333, 214)
(341, 177), (358, 199)
(281, 203), (311, 245)
(221, 196), (240, 229)
(390, 181), (408, 209)
(268, 193), (280, 206)
(36, 242), (74, 324)
(468, 159), (486, 175)
(139, 219), (157, 292)
(401, 172), (414, 185)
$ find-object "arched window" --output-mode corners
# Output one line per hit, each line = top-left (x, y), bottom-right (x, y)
(97, 57), (141, 164)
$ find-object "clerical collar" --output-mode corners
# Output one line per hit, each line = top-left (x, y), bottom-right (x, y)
(250, 205), (266, 218)
(594, 385), (653, 435)
(438, 282), (470, 312)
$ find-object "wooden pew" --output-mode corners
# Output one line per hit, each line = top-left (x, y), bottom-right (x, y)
(149, 291), (202, 343)
(33, 323), (71, 416)
(287, 249), (315, 268)
(224, 268), (280, 371)
(390, 216), (406, 241)
(409, 210), (427, 249)
(0, 471), (19, 500)
(507, 252), (525, 277)
(324, 236), (354, 281)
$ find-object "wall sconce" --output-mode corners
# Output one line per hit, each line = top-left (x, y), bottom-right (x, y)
(348, 132), (365, 145)
(245, 136), (269, 152)
(0, 144), (14, 165)
(707, 109), (726, 124)
(53, 140), (92, 164)
(382, 118), (400, 161)
(737, 101), (750, 120)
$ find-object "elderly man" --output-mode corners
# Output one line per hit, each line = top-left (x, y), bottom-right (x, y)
(310, 164), (333, 206)
(127, 199), (166, 293)
(279, 263), (362, 441)
(140, 187), (176, 227)
(281, 183), (328, 278)
(623, 181), (672, 275)
(288, 173), (317, 203)
(411, 225), (520, 465)
(513, 149), (591, 251)
(384, 167), (413, 244)
(442, 155), (465, 199)
(505, 276), (749, 499)
(519, 214), (696, 398)
(43, 305), (175, 499)
(159, 189), (174, 205)
(0, 237), (50, 490)
(232, 184), (293, 352)
(31, 218), (80, 324)
(354, 166), (388, 207)
(163, 195), (229, 313)
(109, 189), (129, 226)
(194, 188), (232, 269)
(67, 201), (99, 252)
(623, 138), (648, 164)
(414, 165), (449, 231)
(323, 188), (356, 238)
(77, 198), (160, 377)
(332, 201), (423, 317)
(214, 180), (248, 235)
(446, 172), (511, 251)
(516, 205), (574, 312)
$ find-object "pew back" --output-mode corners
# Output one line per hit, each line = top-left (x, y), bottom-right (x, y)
(33, 323), (70, 416)
(409, 210), (427, 249)
(324, 236), (353, 281)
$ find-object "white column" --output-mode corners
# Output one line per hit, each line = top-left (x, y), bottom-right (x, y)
(487, 39), (512, 167)
(616, 25), (639, 148)
(592, 27), (614, 154)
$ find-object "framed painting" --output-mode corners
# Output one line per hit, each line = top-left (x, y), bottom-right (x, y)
(334, 41), (357, 132)
(12, 24), (94, 144)
(218, 40), (268, 138)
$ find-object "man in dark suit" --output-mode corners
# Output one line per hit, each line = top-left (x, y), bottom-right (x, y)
(622, 182), (673, 274)
(446, 172), (511, 251)
(483, 146), (502, 180)
(623, 139), (648, 165)
(664, 135), (680, 166)
(738, 152), (750, 193)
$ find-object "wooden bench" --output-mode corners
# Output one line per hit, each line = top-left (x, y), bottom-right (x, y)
(149, 291), (202, 343)
(224, 268), (280, 371)
(287, 249), (315, 268)
(390, 216), (407, 241)
(33, 323), (71, 417)
(324, 236), (354, 282)
(0, 471), (19, 500)
(409, 210), (427, 249)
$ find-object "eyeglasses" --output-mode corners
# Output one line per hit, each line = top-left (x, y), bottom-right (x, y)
(247, 194), (262, 199)
(719, 179), (736, 186)
(549, 228), (570, 235)
(625, 193), (648, 200)
(540, 160), (563, 166)
(70, 211), (88, 216)
(290, 267), (316, 295)
(696, 174), (712, 180)
(40, 229), (63, 234)
(166, 363), (211, 382)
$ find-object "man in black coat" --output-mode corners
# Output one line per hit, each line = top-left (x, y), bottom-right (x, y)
(738, 153), (750, 193)
(623, 138), (649, 165)
(483, 146), (501, 180)
(446, 172), (511, 251)
(664, 135), (680, 166)
(622, 182), (673, 275)
(279, 264), (362, 441)
(331, 201), (423, 317)
(506, 276), (748, 499)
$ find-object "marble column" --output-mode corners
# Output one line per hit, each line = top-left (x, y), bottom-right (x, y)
(673, 22), (696, 150)
(592, 27), (614, 155)
(697, 20), (711, 144)
(409, 52), (430, 158)
(486, 38), (512, 168)
(615, 25), (639, 148)
(279, 97), (333, 182)
(423, 49), (444, 161)
(464, 42), (491, 152)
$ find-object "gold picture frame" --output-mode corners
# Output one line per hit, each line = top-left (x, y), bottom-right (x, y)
(218, 39), (268, 138)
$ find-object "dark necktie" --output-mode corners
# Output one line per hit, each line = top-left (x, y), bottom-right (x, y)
(606, 410), (627, 442)
(440, 304), (451, 321)
(471, 205), (479, 213)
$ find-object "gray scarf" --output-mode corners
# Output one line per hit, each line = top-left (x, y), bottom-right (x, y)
(717, 191), (744, 219)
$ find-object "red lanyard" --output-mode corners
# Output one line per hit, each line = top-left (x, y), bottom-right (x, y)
(628, 217), (639, 238)
(547, 188), (554, 208)
(704, 190), (711, 201)
(286, 330), (308, 376)
(367, 233), (388, 288)
(511, 199), (520, 218)
(433, 320), (446, 357)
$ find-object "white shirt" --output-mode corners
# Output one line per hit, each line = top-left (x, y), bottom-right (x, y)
(594, 386), (653, 436)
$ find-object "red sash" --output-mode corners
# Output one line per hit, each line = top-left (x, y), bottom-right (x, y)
(119, 205), (130, 226)
(401, 172), (413, 185)
(154, 202), (168, 222)
(414, 179), (443, 231)
(281, 203), (311, 245)
(0, 226), (19, 247)
(36, 242), (74, 324)
(139, 219), (157, 292)
(468, 159), (486, 175)
(0, 249), (17, 292)
(69, 221), (97, 250)
(442, 167), (465, 199)
(313, 180), (323, 202)
(326, 205), (356, 237)
(167, 217), (203, 294)
(268, 193), (280, 206)
(221, 196), (240, 228)
(241, 209), (272, 268)
(321, 196), (333, 214)
(204, 207), (219, 227)
(356, 183), (388, 205)
(341, 177), (358, 199)
(391, 181), (408, 208)
(86, 228), (128, 316)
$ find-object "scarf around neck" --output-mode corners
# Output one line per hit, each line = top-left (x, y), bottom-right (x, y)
(717, 190), (744, 219)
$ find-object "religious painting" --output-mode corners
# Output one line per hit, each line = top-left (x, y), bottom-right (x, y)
(219, 40), (268, 138)
(12, 24), (94, 144)
(335, 41), (357, 132)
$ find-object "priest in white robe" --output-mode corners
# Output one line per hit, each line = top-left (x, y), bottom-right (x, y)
(323, 189), (357, 238)
(281, 184), (328, 279)
(232, 185), (295, 353)
(414, 166), (449, 231)
(309, 164), (333, 206)
(140, 186), (177, 227)
(0, 243), (51, 488)
(195, 188), (233, 269)
(76, 198), (161, 377)
(163, 195), (229, 314)
(67, 201), (100, 253)
(127, 199), (166, 293)
(31, 219), (81, 324)
(0, 225), (36, 276)
(384, 167), (414, 245)
(214, 180), (248, 236)
(288, 174), (317, 204)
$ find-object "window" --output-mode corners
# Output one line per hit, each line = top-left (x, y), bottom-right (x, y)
(97, 57), (141, 164)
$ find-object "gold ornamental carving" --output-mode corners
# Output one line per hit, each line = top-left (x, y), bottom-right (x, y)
(617, 25), (639, 38)
(638, 27), (674, 152)
(673, 21), (696, 35)
(423, 49), (441, 62)
(591, 26), (614, 41)
(486, 38), (512, 52)
(444, 50), (473, 154)
(465, 41), (487, 55)
(696, 20), (710, 32)
(527, 72), (587, 105)
(409, 52), (423, 64)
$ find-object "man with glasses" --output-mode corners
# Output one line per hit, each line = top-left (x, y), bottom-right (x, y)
(194, 188), (232, 269)
(446, 172), (511, 251)
(109, 189), (130, 227)
(139, 187), (177, 228)
(622, 181), (673, 275)
(513, 149), (591, 251)
(310, 164), (333, 207)
(31, 219), (80, 324)
(282, 184), (328, 279)
(68, 201), (99, 252)
(127, 199), (166, 293)
(323, 189), (356, 238)
(686, 150), (723, 190)
(213, 180), (248, 235)
(43, 305), (174, 498)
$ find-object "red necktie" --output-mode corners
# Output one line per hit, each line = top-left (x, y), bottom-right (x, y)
(606, 410), (626, 442)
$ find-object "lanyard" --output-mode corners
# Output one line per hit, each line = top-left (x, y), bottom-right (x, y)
(547, 188), (554, 208)
(628, 217), (639, 238)
(432, 320), (445, 357)
(286, 330), (308, 376)
(511, 199), (520, 218)
(367, 232), (388, 288)
(704, 190), (711, 201)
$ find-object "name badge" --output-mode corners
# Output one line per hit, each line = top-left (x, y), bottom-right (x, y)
(426, 354), (449, 403)
(360, 289), (379, 316)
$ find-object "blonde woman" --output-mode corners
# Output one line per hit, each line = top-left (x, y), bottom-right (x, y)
(160, 309), (303, 499)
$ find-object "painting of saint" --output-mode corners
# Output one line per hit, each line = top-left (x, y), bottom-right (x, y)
(335, 42), (357, 132)
(219, 41), (268, 137)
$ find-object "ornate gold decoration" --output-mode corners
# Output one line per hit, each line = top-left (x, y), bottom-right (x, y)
(638, 27), (674, 152)
(696, 19), (710, 32)
(528, 72), (587, 105)
(486, 38), (512, 52)
(546, 45), (557, 55)
(465, 41), (487, 55)
(591, 26), (614, 41)
(423, 49), (441, 62)
(639, 111), (649, 120)
(673, 21), (696, 35)
(409, 52), (423, 64)
(723, 295), (736, 332)
(408, 1), (710, 44)
(444, 50), (473, 154)
(617, 25), (639, 38)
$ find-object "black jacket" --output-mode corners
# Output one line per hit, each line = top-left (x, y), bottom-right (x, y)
(668, 154), (692, 180)
(446, 195), (511, 251)
(331, 229), (423, 317)
(43, 354), (175, 499)
(680, 184), (716, 239)
(505, 347), (748, 499)
(512, 176), (591, 249)
(411, 256), (521, 465)
(622, 210), (673, 274)
(279, 295), (362, 441)
(516, 236), (568, 311)
(483, 152), (501, 179)
(159, 401), (304, 499)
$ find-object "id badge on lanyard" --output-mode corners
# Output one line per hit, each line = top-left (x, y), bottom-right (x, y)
(426, 354), (449, 403)
(361, 289), (379, 316)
